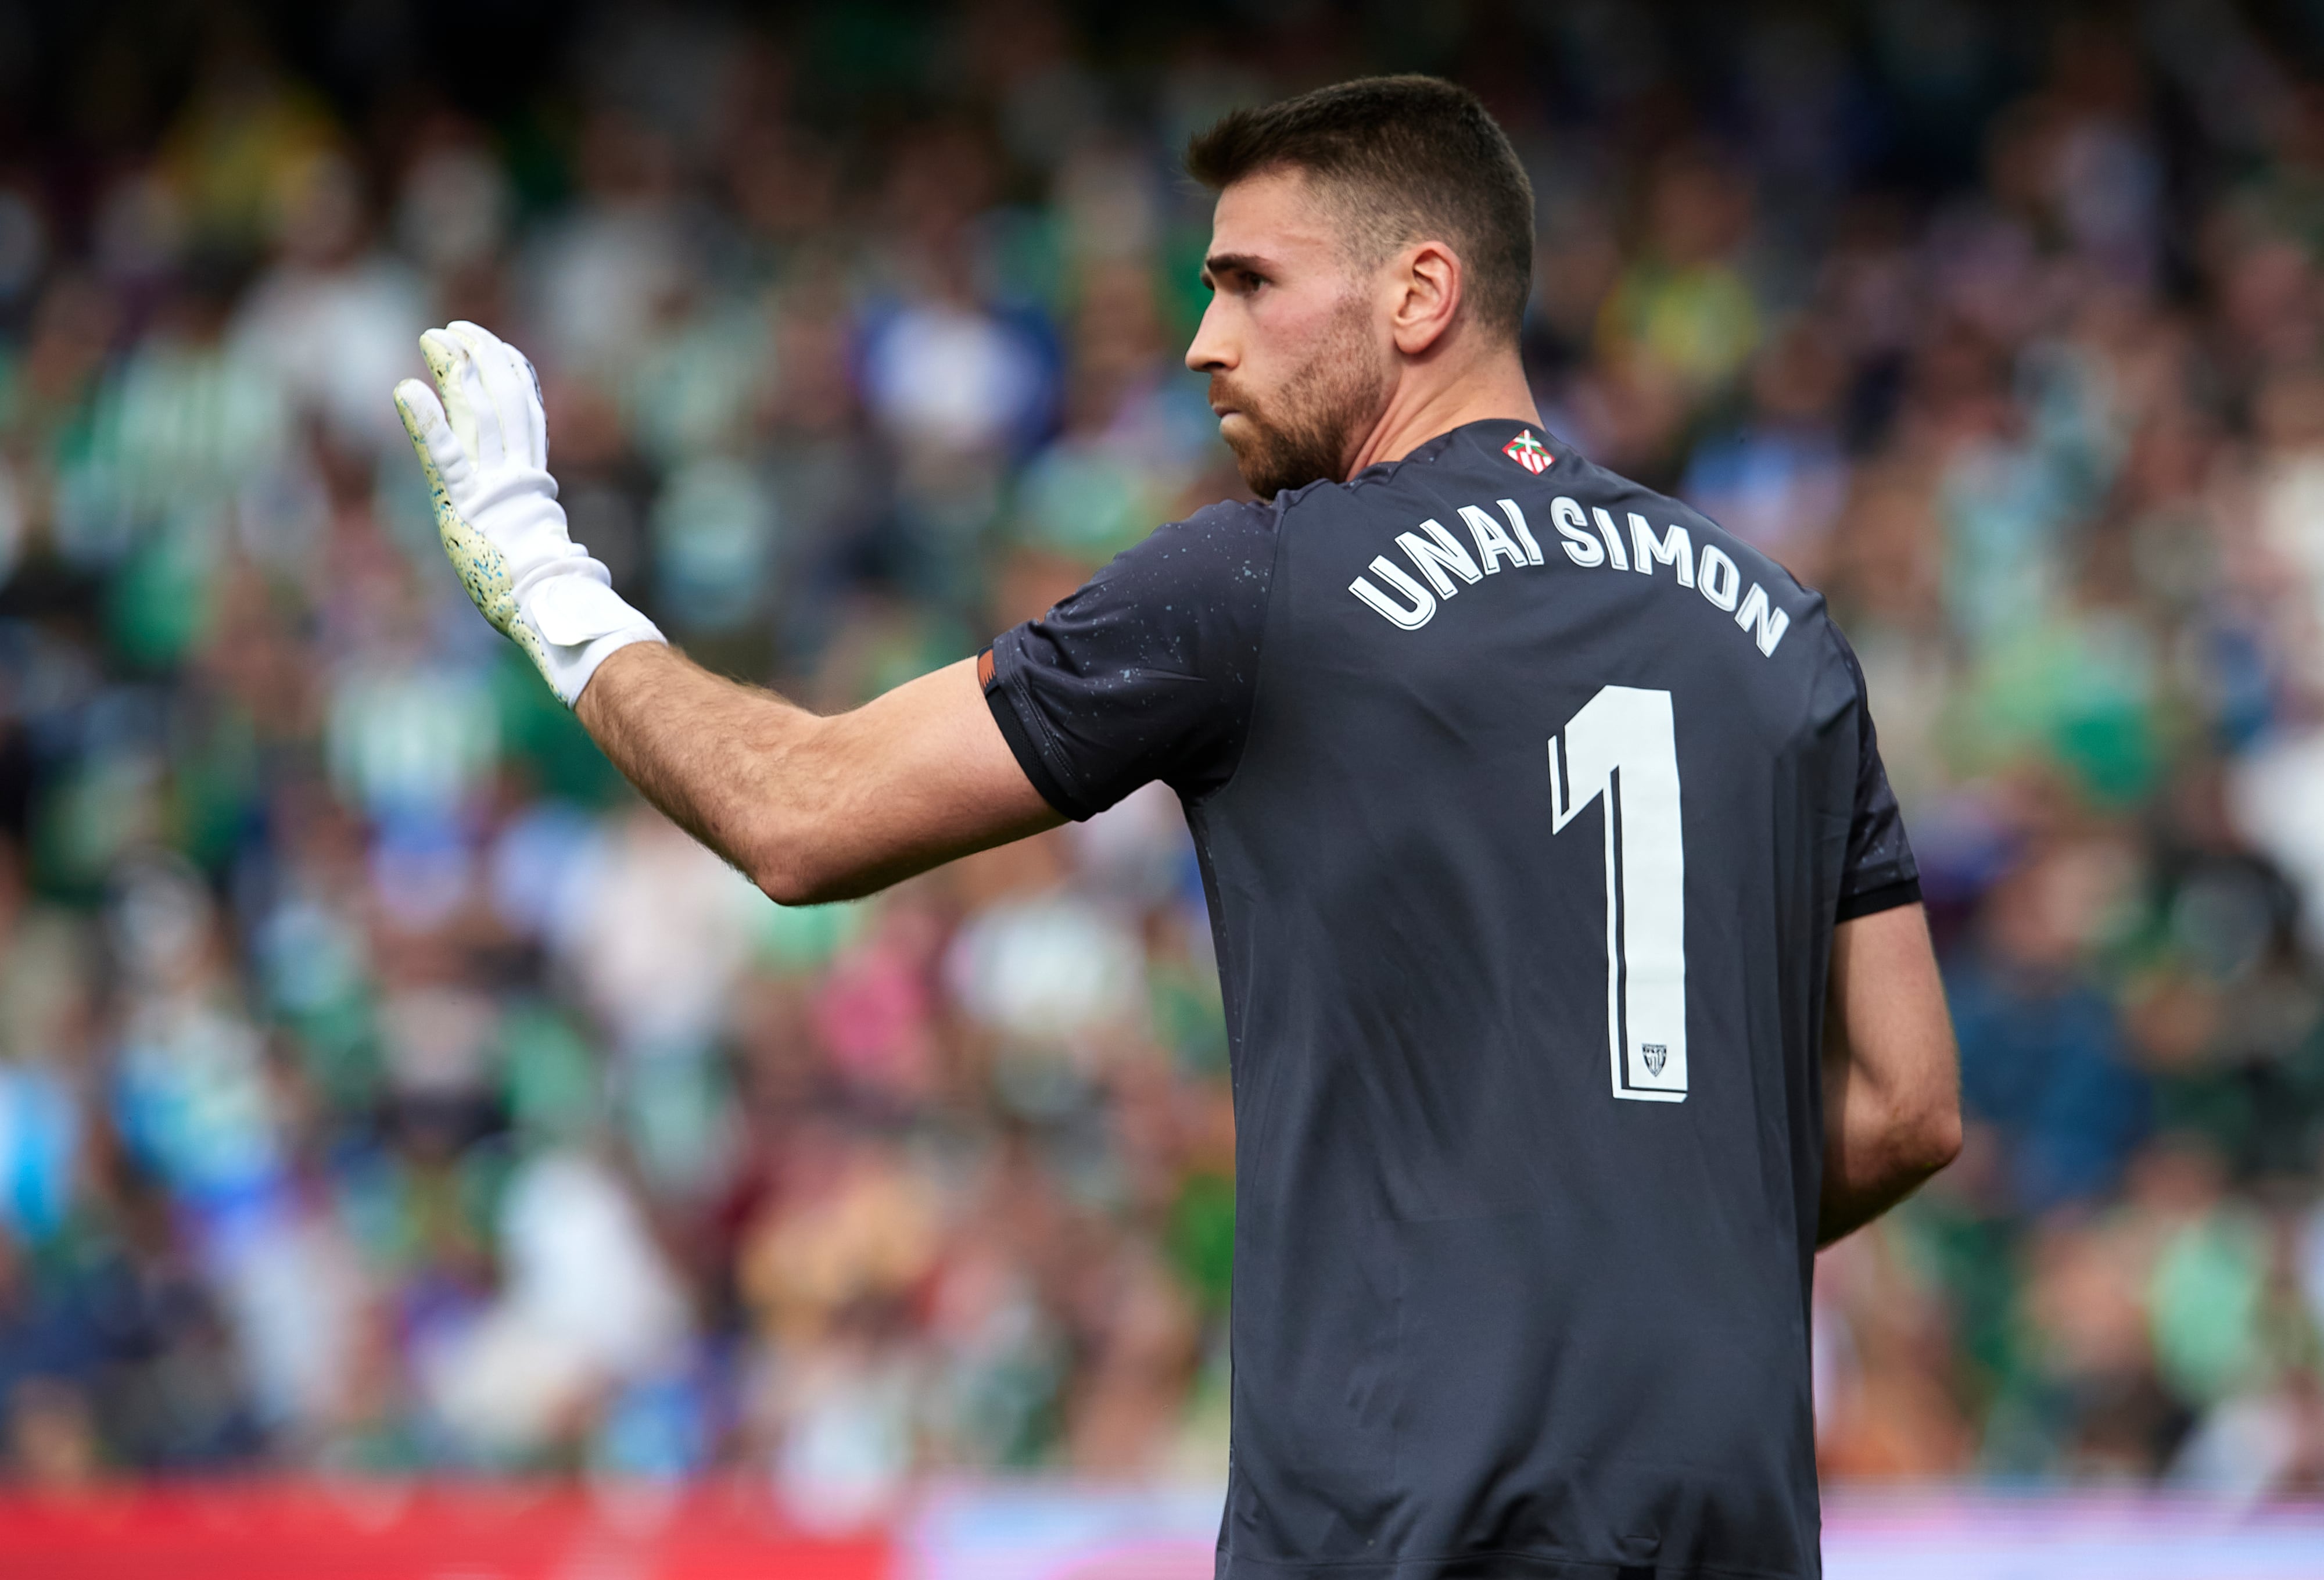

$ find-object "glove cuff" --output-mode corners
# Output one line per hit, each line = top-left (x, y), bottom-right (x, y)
(560, 624), (668, 709)
(514, 560), (666, 707)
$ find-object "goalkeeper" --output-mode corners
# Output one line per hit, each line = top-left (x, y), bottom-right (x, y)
(394, 74), (1957, 1580)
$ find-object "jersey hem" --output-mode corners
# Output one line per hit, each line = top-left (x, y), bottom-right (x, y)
(1835, 875), (1921, 921)
(1218, 1550), (1809, 1579)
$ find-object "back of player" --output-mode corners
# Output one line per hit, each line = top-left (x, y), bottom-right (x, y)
(406, 73), (1943, 1580)
(1188, 419), (1911, 1578)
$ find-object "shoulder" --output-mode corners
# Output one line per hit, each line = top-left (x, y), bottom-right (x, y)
(1057, 497), (1282, 618)
(1154, 496), (1282, 555)
(1097, 496), (1278, 574)
(1580, 455), (1814, 587)
(1551, 450), (1863, 729)
(1599, 454), (1839, 626)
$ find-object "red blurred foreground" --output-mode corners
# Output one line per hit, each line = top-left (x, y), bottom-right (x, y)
(0, 1481), (892, 1579)
(9, 1481), (2324, 1578)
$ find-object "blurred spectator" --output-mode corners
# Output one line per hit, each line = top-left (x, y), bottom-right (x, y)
(1680, 318), (1853, 581)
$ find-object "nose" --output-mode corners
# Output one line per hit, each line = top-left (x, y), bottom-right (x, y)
(1185, 296), (1235, 375)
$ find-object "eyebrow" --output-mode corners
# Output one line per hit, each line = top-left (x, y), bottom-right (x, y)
(1202, 251), (1274, 282)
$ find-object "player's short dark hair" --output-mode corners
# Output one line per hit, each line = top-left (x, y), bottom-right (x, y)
(1185, 75), (1536, 342)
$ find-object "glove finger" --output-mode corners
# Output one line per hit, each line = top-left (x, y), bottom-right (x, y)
(442, 323), (508, 471)
(392, 377), (469, 497)
(447, 318), (550, 470)
(419, 328), (486, 469)
(403, 371), (519, 633)
(511, 345), (550, 465)
(448, 320), (533, 471)
(476, 323), (548, 472)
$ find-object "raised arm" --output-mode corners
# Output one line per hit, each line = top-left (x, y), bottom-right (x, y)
(575, 644), (1059, 904)
(393, 321), (1059, 905)
(1817, 901), (1962, 1246)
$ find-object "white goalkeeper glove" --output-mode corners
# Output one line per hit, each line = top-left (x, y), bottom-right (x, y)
(392, 320), (664, 707)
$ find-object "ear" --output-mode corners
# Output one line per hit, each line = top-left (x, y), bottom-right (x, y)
(1388, 240), (1462, 357)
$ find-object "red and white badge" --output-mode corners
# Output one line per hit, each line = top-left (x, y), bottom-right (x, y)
(1502, 429), (1553, 474)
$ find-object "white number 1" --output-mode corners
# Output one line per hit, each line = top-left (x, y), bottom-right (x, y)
(1549, 685), (1688, 1102)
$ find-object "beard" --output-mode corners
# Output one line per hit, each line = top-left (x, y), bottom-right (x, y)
(1209, 295), (1391, 501)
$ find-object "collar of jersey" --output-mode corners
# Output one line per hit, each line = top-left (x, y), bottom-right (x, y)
(1341, 417), (1573, 490)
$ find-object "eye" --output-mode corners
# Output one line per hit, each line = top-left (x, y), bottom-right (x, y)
(1200, 261), (1268, 296)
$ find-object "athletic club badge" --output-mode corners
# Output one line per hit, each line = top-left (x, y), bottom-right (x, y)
(1503, 430), (1552, 474)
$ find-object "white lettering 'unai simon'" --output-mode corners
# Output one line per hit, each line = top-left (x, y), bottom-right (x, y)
(1348, 495), (1792, 656)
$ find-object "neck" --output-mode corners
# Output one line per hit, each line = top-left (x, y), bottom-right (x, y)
(1343, 345), (1541, 478)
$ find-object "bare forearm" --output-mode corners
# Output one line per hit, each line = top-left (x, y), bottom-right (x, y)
(574, 642), (825, 885)
(1817, 1072), (1954, 1245)
(571, 643), (1062, 904)
(1816, 904), (1963, 1247)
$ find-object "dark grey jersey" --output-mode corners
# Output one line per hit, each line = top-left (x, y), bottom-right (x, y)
(984, 418), (1917, 1580)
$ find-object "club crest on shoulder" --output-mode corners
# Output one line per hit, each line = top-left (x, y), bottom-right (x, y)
(1503, 430), (1552, 474)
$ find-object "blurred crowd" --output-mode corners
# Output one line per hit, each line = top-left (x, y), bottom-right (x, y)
(8, 0), (2324, 1511)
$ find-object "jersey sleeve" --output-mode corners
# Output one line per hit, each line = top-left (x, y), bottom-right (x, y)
(1831, 630), (1922, 922)
(981, 499), (1277, 821)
